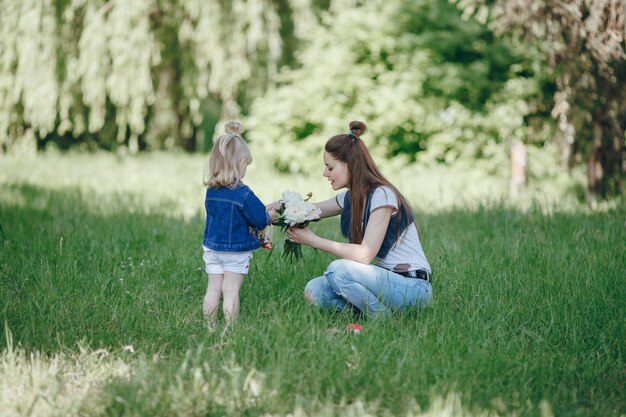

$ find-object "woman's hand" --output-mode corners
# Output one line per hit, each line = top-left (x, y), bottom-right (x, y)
(287, 226), (317, 246)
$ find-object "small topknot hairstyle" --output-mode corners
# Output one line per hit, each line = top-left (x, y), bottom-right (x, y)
(224, 121), (244, 136)
(348, 120), (367, 138)
(217, 121), (245, 158)
(204, 120), (252, 188)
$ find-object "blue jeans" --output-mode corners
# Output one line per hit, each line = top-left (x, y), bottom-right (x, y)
(304, 259), (432, 318)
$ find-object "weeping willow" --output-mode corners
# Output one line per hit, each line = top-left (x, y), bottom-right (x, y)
(0, 0), (283, 153)
(0, 0), (57, 153)
(179, 0), (281, 136)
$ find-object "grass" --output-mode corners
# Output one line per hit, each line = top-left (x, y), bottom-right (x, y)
(0, 152), (624, 416)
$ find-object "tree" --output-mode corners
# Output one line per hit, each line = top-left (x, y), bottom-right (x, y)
(452, 0), (626, 197)
(247, 0), (549, 180)
(0, 0), (284, 153)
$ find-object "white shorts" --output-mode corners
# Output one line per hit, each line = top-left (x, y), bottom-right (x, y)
(202, 248), (253, 275)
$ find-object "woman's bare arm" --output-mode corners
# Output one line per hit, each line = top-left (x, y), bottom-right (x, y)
(288, 207), (392, 264)
(266, 196), (342, 219)
(314, 196), (342, 218)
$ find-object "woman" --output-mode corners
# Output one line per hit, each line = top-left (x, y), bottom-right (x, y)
(282, 120), (432, 318)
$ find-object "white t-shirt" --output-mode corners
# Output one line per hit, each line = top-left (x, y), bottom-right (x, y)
(336, 186), (431, 273)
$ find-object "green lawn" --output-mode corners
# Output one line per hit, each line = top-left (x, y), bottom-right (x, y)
(0, 153), (623, 416)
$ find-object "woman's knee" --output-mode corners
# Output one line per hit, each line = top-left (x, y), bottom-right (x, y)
(303, 278), (323, 305)
(325, 259), (356, 289)
(326, 259), (354, 275)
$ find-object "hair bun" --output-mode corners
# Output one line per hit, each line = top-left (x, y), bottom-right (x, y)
(349, 120), (367, 138)
(224, 121), (244, 136)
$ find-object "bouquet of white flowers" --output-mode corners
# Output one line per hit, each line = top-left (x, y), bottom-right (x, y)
(273, 191), (321, 260)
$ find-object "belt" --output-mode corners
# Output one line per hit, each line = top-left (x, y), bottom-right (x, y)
(397, 269), (430, 282)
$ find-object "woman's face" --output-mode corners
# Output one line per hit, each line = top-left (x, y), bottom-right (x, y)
(323, 151), (350, 190)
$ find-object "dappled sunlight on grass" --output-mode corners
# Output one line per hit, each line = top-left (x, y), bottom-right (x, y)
(0, 152), (598, 218)
(0, 331), (132, 417)
(0, 152), (205, 219)
(0, 336), (557, 417)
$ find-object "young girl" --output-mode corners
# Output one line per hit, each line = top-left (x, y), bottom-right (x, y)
(202, 121), (271, 328)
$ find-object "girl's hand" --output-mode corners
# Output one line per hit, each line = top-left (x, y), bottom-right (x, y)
(287, 226), (316, 246)
(267, 207), (277, 222)
(266, 200), (283, 211)
(266, 200), (282, 223)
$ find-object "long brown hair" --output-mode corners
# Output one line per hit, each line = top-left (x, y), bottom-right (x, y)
(325, 121), (418, 244)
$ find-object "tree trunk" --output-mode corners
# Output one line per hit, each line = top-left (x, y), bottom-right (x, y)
(510, 139), (527, 198)
(587, 150), (600, 197)
(219, 96), (241, 124)
(180, 119), (197, 152)
(588, 108), (625, 198)
(213, 96), (241, 141)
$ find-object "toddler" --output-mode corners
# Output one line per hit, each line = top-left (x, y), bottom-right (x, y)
(202, 121), (271, 328)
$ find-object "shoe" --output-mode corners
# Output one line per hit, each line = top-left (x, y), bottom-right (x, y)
(324, 323), (363, 335)
(344, 323), (362, 334)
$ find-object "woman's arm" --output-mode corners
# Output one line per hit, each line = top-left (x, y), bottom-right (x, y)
(288, 207), (392, 264)
(314, 196), (342, 218)
(266, 196), (342, 219)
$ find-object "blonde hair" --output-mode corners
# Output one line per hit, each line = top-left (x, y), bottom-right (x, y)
(203, 121), (252, 188)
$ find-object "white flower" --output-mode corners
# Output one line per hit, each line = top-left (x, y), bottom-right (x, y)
(276, 191), (320, 226)
(273, 190), (321, 261)
(283, 200), (319, 226)
(281, 191), (302, 205)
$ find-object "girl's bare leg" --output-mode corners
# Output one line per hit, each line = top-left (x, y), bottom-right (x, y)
(221, 271), (244, 325)
(203, 274), (224, 325)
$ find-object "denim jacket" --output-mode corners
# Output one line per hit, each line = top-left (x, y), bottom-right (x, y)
(203, 183), (270, 252)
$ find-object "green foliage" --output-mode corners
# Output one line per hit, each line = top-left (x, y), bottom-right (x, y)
(451, 0), (626, 197)
(0, 0), (615, 195)
(247, 0), (555, 178)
